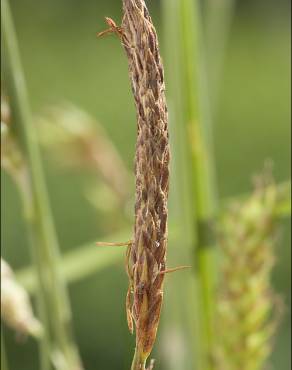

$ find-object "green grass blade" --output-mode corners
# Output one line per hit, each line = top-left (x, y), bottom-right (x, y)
(16, 229), (131, 294)
(161, 1), (204, 369)
(205, 0), (235, 109)
(179, 1), (218, 369)
(162, 0), (219, 368)
(1, 1), (82, 368)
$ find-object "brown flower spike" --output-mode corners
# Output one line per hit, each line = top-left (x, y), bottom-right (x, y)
(99, 1), (170, 369)
(122, 2), (170, 369)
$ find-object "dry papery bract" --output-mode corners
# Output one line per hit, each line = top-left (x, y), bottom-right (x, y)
(122, 0), (170, 368)
(1, 258), (43, 338)
(99, 0), (170, 368)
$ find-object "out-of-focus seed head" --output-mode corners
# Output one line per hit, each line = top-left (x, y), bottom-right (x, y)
(1, 93), (31, 203)
(37, 103), (131, 202)
(214, 179), (283, 370)
(1, 259), (43, 338)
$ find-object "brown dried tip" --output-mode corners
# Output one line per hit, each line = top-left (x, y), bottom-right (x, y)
(120, 0), (170, 368)
(97, 17), (124, 38)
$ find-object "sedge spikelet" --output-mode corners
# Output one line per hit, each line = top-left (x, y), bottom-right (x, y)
(103, 1), (171, 368)
(215, 180), (283, 370)
(98, 1), (171, 367)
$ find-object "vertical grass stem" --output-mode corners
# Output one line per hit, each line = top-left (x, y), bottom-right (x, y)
(1, 1), (82, 369)
(162, 0), (218, 369)
(1, 330), (9, 370)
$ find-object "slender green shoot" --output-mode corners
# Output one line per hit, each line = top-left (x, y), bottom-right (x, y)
(205, 0), (235, 110)
(178, 1), (218, 369)
(1, 1), (82, 369)
(17, 229), (131, 294)
(131, 350), (146, 370)
(161, 1), (202, 369)
(162, 0), (219, 368)
(1, 330), (9, 370)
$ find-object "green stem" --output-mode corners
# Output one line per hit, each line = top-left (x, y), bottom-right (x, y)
(1, 1), (82, 369)
(1, 6), (52, 370)
(161, 1), (202, 369)
(1, 330), (9, 370)
(17, 229), (131, 294)
(167, 0), (218, 368)
(179, 0), (218, 368)
(205, 0), (235, 110)
(130, 349), (146, 370)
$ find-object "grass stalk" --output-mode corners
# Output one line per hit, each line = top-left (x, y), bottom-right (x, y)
(17, 229), (131, 294)
(179, 1), (218, 368)
(161, 1), (203, 369)
(1, 1), (82, 369)
(162, 0), (218, 368)
(130, 350), (146, 370)
(1, 5), (52, 370)
(204, 0), (235, 110)
(1, 330), (9, 370)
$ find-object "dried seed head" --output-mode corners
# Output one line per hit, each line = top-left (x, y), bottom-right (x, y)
(37, 103), (131, 202)
(214, 180), (283, 370)
(1, 259), (43, 338)
(1, 93), (31, 206)
(120, 0), (170, 367)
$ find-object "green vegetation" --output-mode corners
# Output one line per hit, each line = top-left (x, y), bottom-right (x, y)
(1, 0), (290, 370)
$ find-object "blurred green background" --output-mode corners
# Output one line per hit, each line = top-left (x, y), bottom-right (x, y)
(1, 0), (291, 369)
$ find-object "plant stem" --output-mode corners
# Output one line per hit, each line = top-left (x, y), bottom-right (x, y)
(130, 349), (146, 370)
(161, 1), (202, 369)
(205, 0), (235, 110)
(162, 0), (218, 369)
(1, 330), (9, 370)
(1, 5), (52, 370)
(1, 1), (82, 369)
(179, 1), (218, 369)
(17, 229), (131, 294)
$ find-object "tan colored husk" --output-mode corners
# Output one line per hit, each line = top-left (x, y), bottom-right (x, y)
(1, 259), (43, 338)
(121, 1), (170, 368)
(98, 1), (170, 367)
(100, 1), (170, 368)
